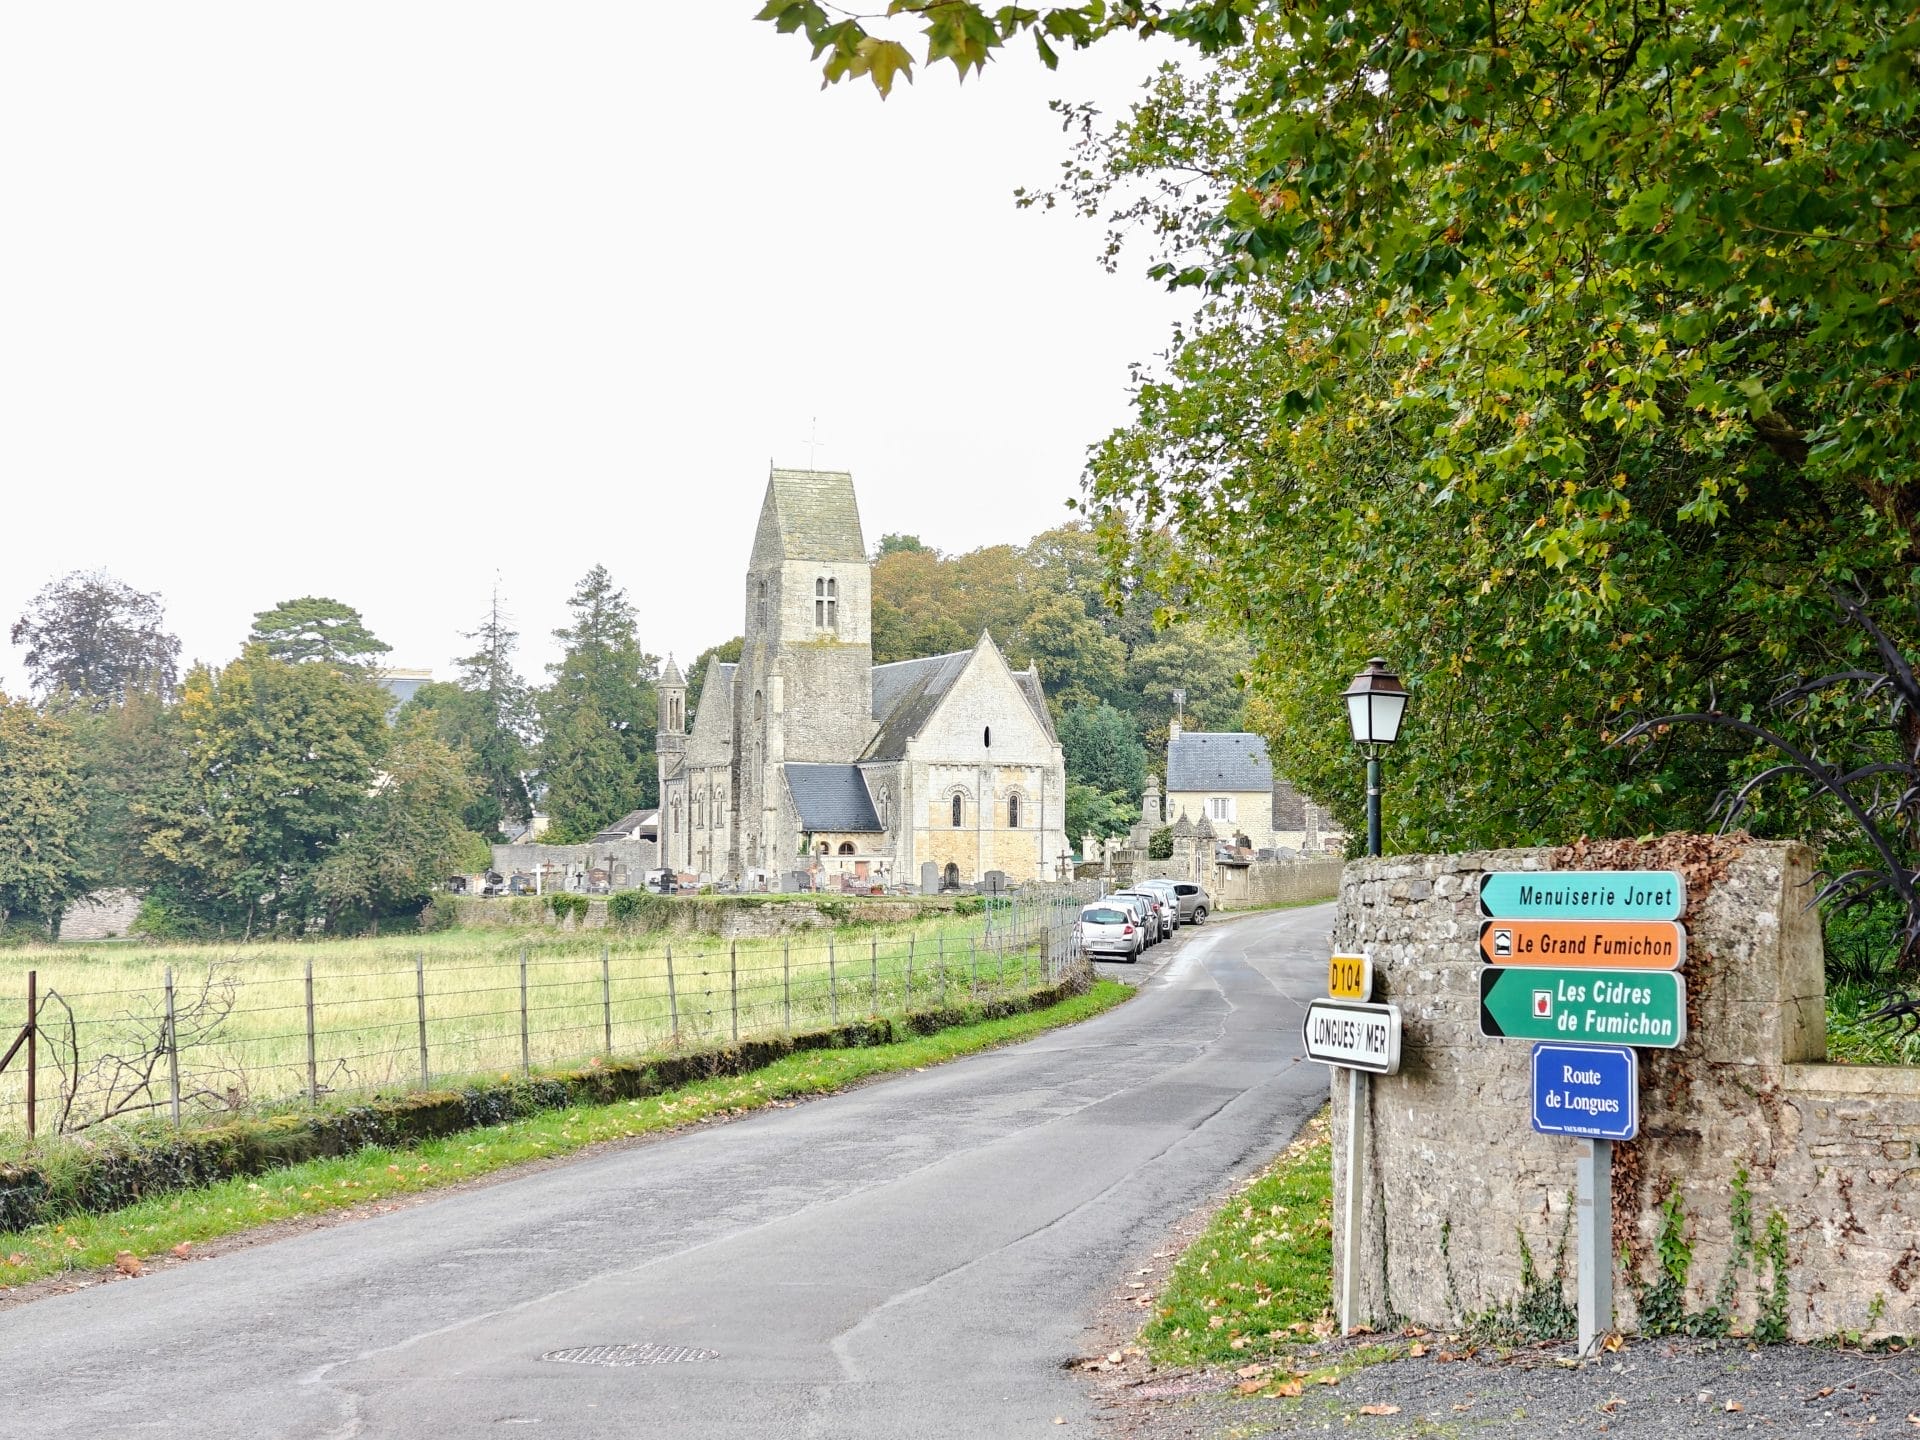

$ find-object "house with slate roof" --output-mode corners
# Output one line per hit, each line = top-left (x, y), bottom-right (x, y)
(655, 469), (1068, 889)
(1164, 722), (1280, 852)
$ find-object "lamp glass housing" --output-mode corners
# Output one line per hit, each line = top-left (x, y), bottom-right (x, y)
(1342, 659), (1410, 746)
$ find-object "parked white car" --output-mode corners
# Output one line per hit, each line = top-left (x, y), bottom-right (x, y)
(1106, 892), (1156, 946)
(1136, 878), (1182, 931)
(1078, 902), (1143, 962)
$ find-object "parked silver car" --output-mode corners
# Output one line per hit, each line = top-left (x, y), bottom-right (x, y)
(1078, 901), (1143, 961)
(1113, 888), (1174, 942)
(1106, 892), (1156, 945)
(1135, 878), (1182, 931)
(1170, 881), (1212, 923)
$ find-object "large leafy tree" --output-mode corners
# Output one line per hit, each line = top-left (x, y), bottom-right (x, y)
(138, 646), (389, 934)
(0, 695), (91, 933)
(248, 596), (391, 668)
(770, 0), (1920, 853)
(317, 715), (481, 927)
(10, 571), (181, 710)
(538, 565), (657, 840)
(1059, 701), (1149, 804)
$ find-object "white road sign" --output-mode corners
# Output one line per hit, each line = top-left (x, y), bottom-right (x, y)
(1302, 999), (1404, 1075)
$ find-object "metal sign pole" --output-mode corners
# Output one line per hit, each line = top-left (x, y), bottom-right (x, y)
(1340, 1065), (1365, 1333)
(1577, 1137), (1613, 1354)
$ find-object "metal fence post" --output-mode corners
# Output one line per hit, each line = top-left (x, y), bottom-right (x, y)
(667, 944), (679, 1045)
(304, 958), (317, 1105)
(906, 937), (915, 1011)
(163, 966), (181, 1125)
(519, 946), (530, 1076)
(828, 939), (838, 1025)
(938, 933), (946, 1007)
(602, 945), (613, 1055)
(729, 940), (739, 1043)
(415, 951), (430, 1089)
(870, 937), (879, 1016)
(969, 937), (978, 1001)
(783, 937), (791, 1031)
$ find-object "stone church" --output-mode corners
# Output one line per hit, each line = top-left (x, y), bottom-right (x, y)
(655, 469), (1070, 890)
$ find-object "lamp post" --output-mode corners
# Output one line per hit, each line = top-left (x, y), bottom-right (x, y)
(1342, 657), (1410, 858)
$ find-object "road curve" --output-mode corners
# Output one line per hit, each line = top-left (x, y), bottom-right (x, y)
(0, 904), (1335, 1439)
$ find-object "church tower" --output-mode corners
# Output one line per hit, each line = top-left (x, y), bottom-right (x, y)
(730, 468), (876, 878)
(656, 654), (687, 870)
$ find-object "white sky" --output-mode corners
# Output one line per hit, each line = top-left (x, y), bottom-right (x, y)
(0, 5), (1188, 694)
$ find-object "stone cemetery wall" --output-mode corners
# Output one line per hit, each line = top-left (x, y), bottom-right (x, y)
(59, 889), (143, 941)
(1215, 857), (1343, 909)
(1331, 836), (1920, 1342)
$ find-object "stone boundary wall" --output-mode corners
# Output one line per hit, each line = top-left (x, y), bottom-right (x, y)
(1332, 838), (1919, 1343)
(59, 890), (143, 941)
(441, 894), (962, 939)
(489, 839), (658, 883)
(1218, 857), (1343, 909)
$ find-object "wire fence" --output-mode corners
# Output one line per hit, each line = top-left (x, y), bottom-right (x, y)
(0, 891), (1095, 1146)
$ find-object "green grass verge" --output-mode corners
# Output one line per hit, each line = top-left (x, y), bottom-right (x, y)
(0, 980), (1131, 1290)
(1142, 1109), (1335, 1368)
(1826, 983), (1920, 1065)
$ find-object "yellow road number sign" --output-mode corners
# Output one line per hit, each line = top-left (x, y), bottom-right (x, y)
(1329, 952), (1373, 1001)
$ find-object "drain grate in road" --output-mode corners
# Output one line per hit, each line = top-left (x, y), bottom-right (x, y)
(539, 1343), (719, 1367)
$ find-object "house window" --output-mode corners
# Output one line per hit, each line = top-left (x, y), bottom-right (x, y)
(1209, 796), (1235, 822)
(815, 576), (838, 630)
(838, 841), (855, 855)
(952, 794), (964, 828)
(1008, 794), (1021, 828)
(818, 842), (829, 855)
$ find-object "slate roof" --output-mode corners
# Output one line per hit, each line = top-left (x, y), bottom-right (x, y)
(593, 808), (659, 842)
(864, 645), (1059, 761)
(864, 651), (972, 760)
(692, 661), (737, 734)
(750, 470), (867, 566)
(1167, 731), (1275, 793)
(784, 763), (883, 832)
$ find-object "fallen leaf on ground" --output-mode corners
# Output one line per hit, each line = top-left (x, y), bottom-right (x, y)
(1599, 1395), (1625, 1413)
(1236, 1380), (1264, 1395)
(1408, 1343), (1427, 1358)
(1236, 1364), (1267, 1380)
(1357, 1403), (1400, 1416)
(1271, 1380), (1304, 1398)
(171, 1243), (191, 1259)
(1317, 1375), (1341, 1387)
(4, 1254), (22, 1267)
(113, 1252), (143, 1277)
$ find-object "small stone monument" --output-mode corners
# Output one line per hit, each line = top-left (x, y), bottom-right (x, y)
(920, 860), (941, 895)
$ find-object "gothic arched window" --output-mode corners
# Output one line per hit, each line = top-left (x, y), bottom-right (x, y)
(756, 578), (768, 627)
(1008, 793), (1021, 828)
(952, 793), (964, 828)
(815, 576), (838, 631)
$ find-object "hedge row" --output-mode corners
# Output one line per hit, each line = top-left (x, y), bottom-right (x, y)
(0, 979), (1081, 1235)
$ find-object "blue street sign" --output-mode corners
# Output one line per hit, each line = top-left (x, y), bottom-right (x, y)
(1480, 870), (1685, 921)
(1531, 1042), (1638, 1141)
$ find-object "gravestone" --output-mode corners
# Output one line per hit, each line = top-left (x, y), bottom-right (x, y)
(920, 860), (940, 895)
(983, 870), (1009, 894)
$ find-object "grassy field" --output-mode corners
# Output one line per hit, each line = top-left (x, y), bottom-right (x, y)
(0, 980), (1134, 1289)
(0, 898), (1075, 1142)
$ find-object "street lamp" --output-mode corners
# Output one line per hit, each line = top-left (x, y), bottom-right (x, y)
(1342, 657), (1410, 858)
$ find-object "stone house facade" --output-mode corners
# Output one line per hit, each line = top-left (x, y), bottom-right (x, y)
(1164, 724), (1279, 851)
(656, 469), (1070, 889)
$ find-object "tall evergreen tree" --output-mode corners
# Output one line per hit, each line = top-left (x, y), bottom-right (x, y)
(538, 565), (657, 840)
(248, 597), (390, 668)
(403, 584), (535, 839)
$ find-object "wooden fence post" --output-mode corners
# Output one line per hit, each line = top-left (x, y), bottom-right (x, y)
(729, 940), (739, 1042)
(870, 937), (879, 1016)
(24, 969), (35, 1141)
(304, 959), (317, 1105)
(415, 951), (429, 1089)
(519, 946), (530, 1076)
(782, 938), (791, 1031)
(828, 939), (838, 1025)
(667, 944), (679, 1045)
(163, 966), (181, 1125)
(602, 946), (613, 1055)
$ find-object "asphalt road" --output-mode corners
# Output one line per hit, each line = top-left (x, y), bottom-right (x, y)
(0, 904), (1335, 1440)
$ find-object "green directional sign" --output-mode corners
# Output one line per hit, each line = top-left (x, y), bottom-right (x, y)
(1479, 870), (1685, 921)
(1479, 966), (1687, 1048)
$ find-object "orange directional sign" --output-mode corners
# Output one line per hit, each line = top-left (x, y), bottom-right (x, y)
(1478, 919), (1685, 971)
(1329, 952), (1373, 1000)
